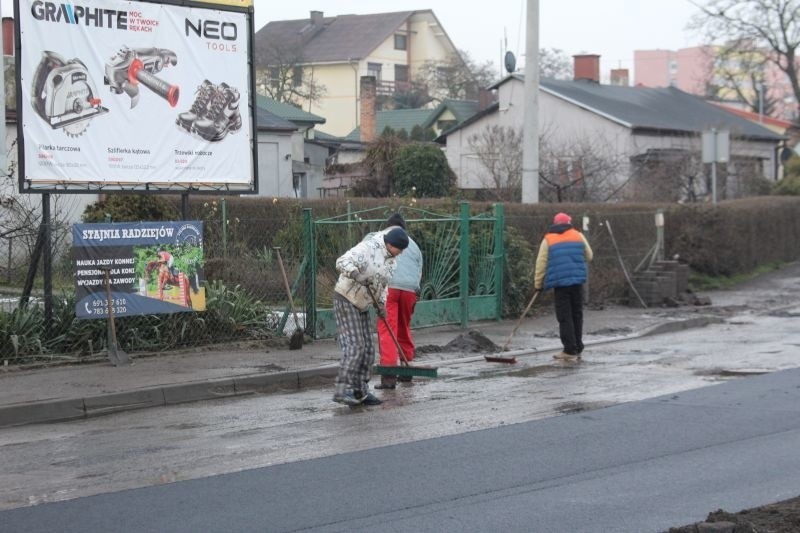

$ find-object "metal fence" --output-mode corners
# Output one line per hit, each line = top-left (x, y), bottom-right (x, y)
(0, 202), (505, 366)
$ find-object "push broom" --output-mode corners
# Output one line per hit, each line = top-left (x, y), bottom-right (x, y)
(367, 286), (437, 379)
(485, 289), (540, 364)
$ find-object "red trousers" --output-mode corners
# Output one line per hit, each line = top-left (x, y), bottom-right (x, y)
(377, 288), (417, 366)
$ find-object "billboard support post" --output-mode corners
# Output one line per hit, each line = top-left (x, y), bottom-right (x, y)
(103, 267), (130, 366)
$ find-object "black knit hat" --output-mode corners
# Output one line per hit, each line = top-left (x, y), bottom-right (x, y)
(386, 212), (406, 229)
(383, 227), (409, 250)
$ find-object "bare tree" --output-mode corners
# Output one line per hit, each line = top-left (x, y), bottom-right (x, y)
(701, 38), (777, 115)
(417, 50), (496, 102)
(255, 41), (326, 106)
(688, 0), (800, 119)
(1, 138), (73, 279)
(539, 48), (574, 80)
(467, 125), (522, 201)
(538, 134), (628, 203)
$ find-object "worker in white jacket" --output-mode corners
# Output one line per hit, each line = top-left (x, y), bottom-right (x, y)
(332, 227), (409, 406)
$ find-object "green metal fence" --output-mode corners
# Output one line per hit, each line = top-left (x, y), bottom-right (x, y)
(300, 202), (505, 339)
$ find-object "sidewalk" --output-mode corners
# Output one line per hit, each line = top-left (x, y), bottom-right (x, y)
(0, 302), (720, 429)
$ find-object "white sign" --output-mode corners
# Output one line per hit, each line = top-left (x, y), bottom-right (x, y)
(17, 0), (255, 192)
(702, 129), (730, 164)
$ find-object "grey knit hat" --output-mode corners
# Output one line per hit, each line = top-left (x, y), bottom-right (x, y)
(385, 212), (406, 229)
(383, 227), (409, 250)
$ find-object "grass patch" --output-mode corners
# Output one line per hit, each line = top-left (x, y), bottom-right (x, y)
(689, 261), (786, 291)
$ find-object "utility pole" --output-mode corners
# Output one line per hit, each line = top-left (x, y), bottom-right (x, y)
(521, 0), (539, 203)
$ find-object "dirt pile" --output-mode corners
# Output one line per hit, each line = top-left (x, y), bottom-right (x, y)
(416, 329), (500, 355)
(665, 495), (800, 533)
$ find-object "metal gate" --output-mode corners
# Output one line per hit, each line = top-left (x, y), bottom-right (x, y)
(298, 202), (504, 339)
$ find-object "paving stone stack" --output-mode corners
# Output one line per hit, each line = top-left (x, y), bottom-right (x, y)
(631, 260), (690, 306)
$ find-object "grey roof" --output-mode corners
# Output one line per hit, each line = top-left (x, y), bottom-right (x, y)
(537, 77), (784, 141)
(255, 94), (326, 126)
(255, 11), (418, 65)
(478, 74), (786, 142)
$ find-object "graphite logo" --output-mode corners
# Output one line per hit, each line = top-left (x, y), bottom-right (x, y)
(31, 1), (129, 29)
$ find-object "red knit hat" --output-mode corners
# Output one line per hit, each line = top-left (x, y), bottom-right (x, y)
(553, 212), (571, 225)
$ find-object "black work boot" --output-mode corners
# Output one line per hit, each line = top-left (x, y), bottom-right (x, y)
(192, 83), (242, 142)
(176, 79), (215, 132)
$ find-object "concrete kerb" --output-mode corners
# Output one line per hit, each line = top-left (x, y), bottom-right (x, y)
(0, 366), (337, 429)
(0, 317), (720, 429)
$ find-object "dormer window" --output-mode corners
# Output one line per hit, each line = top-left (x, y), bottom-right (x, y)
(394, 34), (407, 51)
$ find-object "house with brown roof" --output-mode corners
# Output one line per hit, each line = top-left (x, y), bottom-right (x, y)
(254, 10), (461, 137)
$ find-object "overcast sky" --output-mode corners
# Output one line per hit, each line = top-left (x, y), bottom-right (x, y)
(3, 0), (704, 80)
(250, 0), (703, 80)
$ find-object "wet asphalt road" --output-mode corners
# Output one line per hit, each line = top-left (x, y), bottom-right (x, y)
(1, 293), (799, 531)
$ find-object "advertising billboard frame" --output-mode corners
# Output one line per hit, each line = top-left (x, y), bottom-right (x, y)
(14, 0), (258, 195)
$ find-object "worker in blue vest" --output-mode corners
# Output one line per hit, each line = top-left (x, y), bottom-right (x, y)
(533, 212), (593, 362)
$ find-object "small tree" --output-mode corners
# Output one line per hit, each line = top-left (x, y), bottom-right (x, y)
(417, 50), (496, 102)
(539, 48), (574, 80)
(255, 41), (326, 106)
(82, 195), (179, 222)
(538, 132), (629, 203)
(467, 125), (522, 201)
(392, 143), (456, 198)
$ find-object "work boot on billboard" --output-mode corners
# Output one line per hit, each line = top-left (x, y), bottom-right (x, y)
(176, 79), (215, 132)
(192, 83), (242, 142)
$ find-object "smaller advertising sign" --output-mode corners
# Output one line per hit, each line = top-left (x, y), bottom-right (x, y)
(73, 221), (206, 319)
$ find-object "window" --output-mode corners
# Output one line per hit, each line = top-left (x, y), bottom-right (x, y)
(395, 64), (409, 83)
(267, 67), (279, 88)
(292, 66), (303, 87)
(394, 33), (407, 51)
(367, 62), (382, 81)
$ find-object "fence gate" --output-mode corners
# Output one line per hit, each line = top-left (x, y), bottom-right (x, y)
(300, 202), (504, 339)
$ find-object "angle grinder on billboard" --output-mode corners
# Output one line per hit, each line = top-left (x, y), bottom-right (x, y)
(15, 0), (256, 193)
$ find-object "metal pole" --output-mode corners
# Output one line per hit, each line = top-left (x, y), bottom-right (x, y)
(521, 0), (539, 203)
(42, 194), (52, 337)
(221, 197), (227, 257)
(711, 128), (717, 205)
(459, 202), (470, 328)
(758, 83), (764, 124)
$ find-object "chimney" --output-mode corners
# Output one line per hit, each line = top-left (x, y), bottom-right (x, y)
(2, 18), (14, 56)
(610, 68), (629, 86)
(360, 76), (377, 144)
(310, 11), (323, 26)
(573, 54), (600, 82)
(478, 88), (493, 111)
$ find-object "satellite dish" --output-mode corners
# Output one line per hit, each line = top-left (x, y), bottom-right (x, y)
(504, 51), (516, 74)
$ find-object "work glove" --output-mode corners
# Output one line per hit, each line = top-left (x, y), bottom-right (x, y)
(352, 271), (370, 285)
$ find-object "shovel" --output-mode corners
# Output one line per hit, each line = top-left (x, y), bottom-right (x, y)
(274, 247), (304, 350)
(485, 289), (540, 364)
(366, 285), (437, 378)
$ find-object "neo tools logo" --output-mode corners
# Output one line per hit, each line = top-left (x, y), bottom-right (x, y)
(31, 1), (128, 29)
(185, 18), (238, 52)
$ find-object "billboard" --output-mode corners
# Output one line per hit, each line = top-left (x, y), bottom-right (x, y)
(16, 0), (256, 193)
(73, 220), (206, 319)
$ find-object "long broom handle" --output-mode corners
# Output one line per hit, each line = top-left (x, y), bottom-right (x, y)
(366, 285), (410, 366)
(274, 247), (301, 325)
(501, 289), (540, 352)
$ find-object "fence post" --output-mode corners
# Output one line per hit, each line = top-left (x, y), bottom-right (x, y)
(583, 213), (590, 303)
(6, 237), (11, 285)
(303, 208), (316, 339)
(655, 209), (665, 262)
(459, 201), (470, 328)
(493, 203), (504, 320)
(221, 198), (228, 258)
